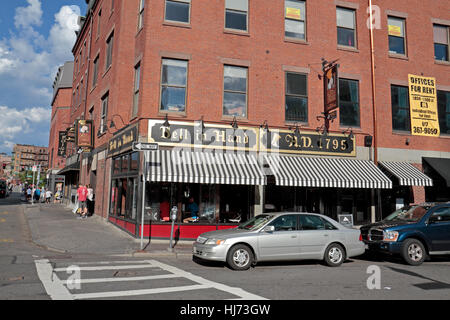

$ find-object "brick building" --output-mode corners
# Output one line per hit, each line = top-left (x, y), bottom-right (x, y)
(12, 144), (48, 174)
(56, 0), (450, 239)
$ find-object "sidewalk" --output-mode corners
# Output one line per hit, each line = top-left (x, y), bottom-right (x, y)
(23, 203), (194, 257)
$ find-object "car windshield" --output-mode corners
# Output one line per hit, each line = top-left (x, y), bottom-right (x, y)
(384, 205), (430, 222)
(238, 214), (274, 231)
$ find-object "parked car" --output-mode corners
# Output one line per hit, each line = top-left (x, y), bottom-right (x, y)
(193, 212), (365, 270)
(0, 181), (7, 198)
(361, 203), (450, 266)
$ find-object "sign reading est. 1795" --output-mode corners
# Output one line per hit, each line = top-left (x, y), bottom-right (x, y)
(408, 74), (440, 137)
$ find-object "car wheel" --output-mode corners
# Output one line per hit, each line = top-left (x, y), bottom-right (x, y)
(226, 244), (253, 271)
(401, 239), (426, 266)
(324, 243), (346, 267)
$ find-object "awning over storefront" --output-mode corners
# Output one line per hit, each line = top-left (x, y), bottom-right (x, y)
(264, 155), (392, 189)
(378, 161), (433, 186)
(147, 150), (266, 185)
(57, 162), (80, 175)
(423, 157), (450, 187)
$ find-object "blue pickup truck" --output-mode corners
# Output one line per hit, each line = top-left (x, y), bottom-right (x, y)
(361, 203), (450, 265)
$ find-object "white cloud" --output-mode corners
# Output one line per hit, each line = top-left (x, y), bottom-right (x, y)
(0, 105), (51, 141)
(14, 0), (43, 30)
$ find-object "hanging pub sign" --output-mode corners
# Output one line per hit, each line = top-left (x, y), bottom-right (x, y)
(57, 131), (67, 157)
(324, 63), (339, 114)
(260, 128), (356, 157)
(148, 120), (259, 152)
(408, 74), (440, 137)
(75, 119), (94, 148)
(107, 123), (138, 157)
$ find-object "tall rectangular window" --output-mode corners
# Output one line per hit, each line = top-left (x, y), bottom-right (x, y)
(285, 72), (308, 122)
(285, 0), (306, 40)
(336, 7), (356, 48)
(225, 0), (248, 31)
(339, 79), (360, 127)
(138, 0), (145, 30)
(92, 55), (99, 87)
(100, 93), (109, 134)
(223, 65), (247, 118)
(434, 25), (449, 62)
(160, 59), (187, 113)
(132, 63), (141, 118)
(437, 91), (450, 135)
(106, 32), (114, 69)
(391, 85), (410, 132)
(388, 17), (406, 55)
(97, 10), (102, 38)
(165, 0), (190, 24)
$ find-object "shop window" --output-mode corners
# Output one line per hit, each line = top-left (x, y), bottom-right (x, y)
(113, 157), (121, 175)
(339, 78), (360, 127)
(223, 65), (248, 118)
(434, 25), (449, 62)
(160, 59), (188, 113)
(336, 7), (356, 48)
(391, 85), (410, 132)
(225, 0), (248, 31)
(438, 91), (450, 135)
(285, 0), (306, 40)
(165, 0), (190, 24)
(130, 152), (139, 171)
(122, 154), (130, 172)
(388, 17), (406, 56)
(285, 72), (308, 122)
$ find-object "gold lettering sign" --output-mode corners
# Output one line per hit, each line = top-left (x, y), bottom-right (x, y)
(408, 74), (440, 137)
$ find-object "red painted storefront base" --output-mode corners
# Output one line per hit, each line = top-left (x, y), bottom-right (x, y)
(108, 217), (237, 240)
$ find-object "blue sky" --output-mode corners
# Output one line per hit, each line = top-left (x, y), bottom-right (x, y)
(0, 0), (87, 155)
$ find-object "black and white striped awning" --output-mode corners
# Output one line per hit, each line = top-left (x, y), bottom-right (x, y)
(378, 161), (433, 186)
(147, 150), (266, 185)
(264, 155), (392, 189)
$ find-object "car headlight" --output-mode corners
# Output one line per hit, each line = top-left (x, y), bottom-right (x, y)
(383, 230), (399, 242)
(205, 238), (226, 245)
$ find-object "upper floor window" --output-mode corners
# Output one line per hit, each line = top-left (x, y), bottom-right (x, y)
(100, 93), (109, 134)
(388, 17), (406, 56)
(336, 7), (356, 48)
(225, 0), (248, 31)
(97, 10), (102, 38)
(106, 32), (114, 69)
(434, 24), (449, 62)
(437, 90), (450, 135)
(223, 65), (248, 118)
(285, 72), (308, 122)
(132, 63), (141, 118)
(138, 0), (145, 30)
(391, 85), (410, 132)
(285, 0), (306, 40)
(165, 0), (190, 24)
(339, 79), (360, 127)
(92, 55), (99, 87)
(160, 59), (188, 113)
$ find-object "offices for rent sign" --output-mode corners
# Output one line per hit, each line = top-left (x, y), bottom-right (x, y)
(408, 74), (440, 137)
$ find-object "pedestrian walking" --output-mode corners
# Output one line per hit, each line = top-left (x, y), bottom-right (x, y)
(34, 187), (41, 202)
(45, 189), (52, 203)
(77, 184), (88, 219)
(87, 184), (94, 217)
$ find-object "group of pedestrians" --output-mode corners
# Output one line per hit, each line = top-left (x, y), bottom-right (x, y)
(24, 185), (60, 203)
(76, 184), (95, 220)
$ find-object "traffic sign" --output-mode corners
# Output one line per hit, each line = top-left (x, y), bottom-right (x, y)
(32, 166), (37, 172)
(132, 142), (159, 152)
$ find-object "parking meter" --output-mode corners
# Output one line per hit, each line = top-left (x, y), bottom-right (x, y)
(169, 206), (178, 250)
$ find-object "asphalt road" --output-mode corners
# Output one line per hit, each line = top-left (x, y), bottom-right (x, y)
(1, 192), (449, 302)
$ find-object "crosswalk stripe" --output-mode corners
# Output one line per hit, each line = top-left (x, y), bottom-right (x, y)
(72, 284), (211, 300)
(53, 264), (159, 272)
(62, 274), (181, 284)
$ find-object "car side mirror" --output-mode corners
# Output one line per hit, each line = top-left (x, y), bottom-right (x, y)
(263, 225), (275, 233)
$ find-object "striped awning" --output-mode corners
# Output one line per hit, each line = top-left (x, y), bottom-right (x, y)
(379, 161), (433, 186)
(147, 150), (266, 185)
(264, 155), (392, 189)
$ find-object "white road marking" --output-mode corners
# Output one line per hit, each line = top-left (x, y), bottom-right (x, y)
(72, 284), (211, 300)
(53, 264), (159, 272)
(61, 274), (181, 284)
(35, 259), (267, 300)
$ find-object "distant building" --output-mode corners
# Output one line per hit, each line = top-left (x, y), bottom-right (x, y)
(0, 153), (12, 178)
(12, 144), (48, 175)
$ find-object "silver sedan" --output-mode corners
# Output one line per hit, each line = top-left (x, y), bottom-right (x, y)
(193, 212), (365, 270)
